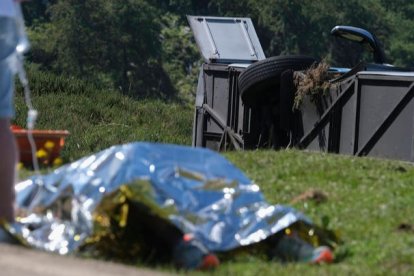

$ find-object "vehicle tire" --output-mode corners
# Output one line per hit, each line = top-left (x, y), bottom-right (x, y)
(238, 55), (317, 105)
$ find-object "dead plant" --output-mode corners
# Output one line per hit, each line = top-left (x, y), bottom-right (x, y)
(293, 60), (333, 110)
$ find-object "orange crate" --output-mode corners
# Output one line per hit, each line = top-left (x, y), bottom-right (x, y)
(11, 125), (70, 166)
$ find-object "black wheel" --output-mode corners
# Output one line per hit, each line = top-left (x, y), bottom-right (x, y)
(238, 55), (317, 105)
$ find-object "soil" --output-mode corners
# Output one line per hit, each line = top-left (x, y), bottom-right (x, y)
(0, 244), (169, 276)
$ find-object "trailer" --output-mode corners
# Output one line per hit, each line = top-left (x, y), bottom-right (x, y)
(188, 15), (414, 162)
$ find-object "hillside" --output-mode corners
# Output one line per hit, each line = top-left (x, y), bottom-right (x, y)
(13, 68), (414, 275)
(14, 66), (193, 162)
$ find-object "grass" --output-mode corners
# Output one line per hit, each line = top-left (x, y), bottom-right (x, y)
(13, 65), (193, 162)
(14, 66), (414, 275)
(222, 150), (414, 275)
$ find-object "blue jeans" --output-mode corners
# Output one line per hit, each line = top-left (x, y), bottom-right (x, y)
(0, 17), (18, 119)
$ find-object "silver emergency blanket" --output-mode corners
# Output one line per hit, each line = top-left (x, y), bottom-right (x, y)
(10, 142), (309, 254)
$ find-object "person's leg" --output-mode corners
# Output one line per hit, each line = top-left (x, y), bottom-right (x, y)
(0, 118), (17, 222)
(127, 201), (219, 270)
(269, 225), (334, 264)
(0, 17), (19, 223)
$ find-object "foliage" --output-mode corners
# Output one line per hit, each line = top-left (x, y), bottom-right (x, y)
(159, 13), (200, 102)
(222, 149), (414, 275)
(27, 0), (175, 98)
(250, 0), (391, 67)
(14, 66), (193, 162)
(293, 61), (332, 110)
(21, 0), (414, 102)
(380, 0), (414, 67)
(16, 67), (414, 273)
(14, 2), (414, 274)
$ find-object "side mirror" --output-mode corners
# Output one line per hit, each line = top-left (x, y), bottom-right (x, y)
(330, 25), (386, 64)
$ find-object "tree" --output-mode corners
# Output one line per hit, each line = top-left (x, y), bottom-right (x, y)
(29, 0), (174, 97)
(24, 0), (414, 101)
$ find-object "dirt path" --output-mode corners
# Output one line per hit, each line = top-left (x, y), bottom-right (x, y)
(0, 244), (169, 276)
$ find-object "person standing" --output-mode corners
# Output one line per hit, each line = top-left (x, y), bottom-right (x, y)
(0, 0), (20, 224)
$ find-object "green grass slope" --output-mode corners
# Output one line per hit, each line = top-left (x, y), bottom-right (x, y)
(14, 67), (414, 275)
(223, 150), (414, 275)
(14, 66), (193, 162)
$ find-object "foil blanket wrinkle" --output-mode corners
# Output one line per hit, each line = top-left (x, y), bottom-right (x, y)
(11, 142), (310, 254)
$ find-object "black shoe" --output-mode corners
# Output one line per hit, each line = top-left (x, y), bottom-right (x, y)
(0, 224), (20, 245)
(173, 233), (219, 270)
(273, 234), (333, 264)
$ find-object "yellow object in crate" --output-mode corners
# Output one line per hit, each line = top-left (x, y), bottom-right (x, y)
(11, 124), (69, 167)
